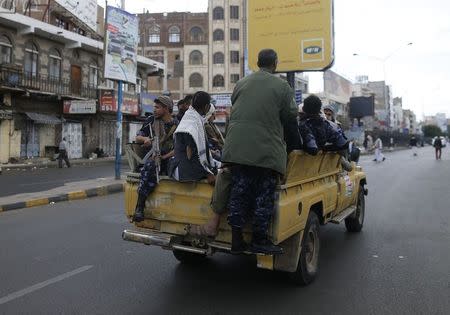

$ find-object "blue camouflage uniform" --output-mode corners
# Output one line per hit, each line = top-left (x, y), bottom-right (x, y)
(228, 166), (278, 237)
(137, 116), (178, 196)
(298, 116), (348, 155)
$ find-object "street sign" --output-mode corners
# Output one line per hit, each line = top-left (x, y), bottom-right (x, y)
(295, 90), (303, 105)
(248, 0), (334, 72)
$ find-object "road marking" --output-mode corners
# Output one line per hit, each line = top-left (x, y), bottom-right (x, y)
(0, 265), (93, 305)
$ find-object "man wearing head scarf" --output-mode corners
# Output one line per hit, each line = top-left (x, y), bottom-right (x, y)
(205, 104), (225, 160)
(133, 95), (179, 222)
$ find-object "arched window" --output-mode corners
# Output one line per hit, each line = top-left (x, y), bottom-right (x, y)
(213, 75), (224, 87)
(48, 48), (61, 80)
(213, 29), (224, 41)
(89, 60), (98, 87)
(148, 25), (160, 43)
(189, 50), (203, 65)
(168, 25), (181, 43)
(24, 42), (39, 76)
(213, 52), (224, 64)
(213, 7), (224, 20)
(0, 35), (12, 64)
(189, 73), (203, 88)
(189, 26), (203, 42)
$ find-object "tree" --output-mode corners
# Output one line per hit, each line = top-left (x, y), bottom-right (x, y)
(422, 125), (442, 138)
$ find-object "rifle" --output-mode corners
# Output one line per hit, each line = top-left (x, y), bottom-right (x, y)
(141, 121), (161, 183)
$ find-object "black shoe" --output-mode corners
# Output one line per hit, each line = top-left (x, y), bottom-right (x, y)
(250, 238), (283, 255)
(230, 227), (248, 254)
(382, 157), (386, 161)
(133, 194), (147, 222)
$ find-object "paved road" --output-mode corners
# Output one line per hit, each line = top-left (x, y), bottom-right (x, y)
(0, 147), (449, 314)
(0, 163), (130, 197)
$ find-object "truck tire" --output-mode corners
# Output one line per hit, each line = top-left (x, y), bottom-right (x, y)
(172, 250), (207, 264)
(288, 212), (320, 285)
(345, 186), (365, 233)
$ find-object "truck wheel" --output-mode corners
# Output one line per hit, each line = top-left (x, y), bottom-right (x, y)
(345, 186), (365, 232)
(288, 212), (320, 285)
(172, 250), (207, 264)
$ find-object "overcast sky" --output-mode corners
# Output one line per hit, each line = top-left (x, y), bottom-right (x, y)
(99, 0), (450, 119)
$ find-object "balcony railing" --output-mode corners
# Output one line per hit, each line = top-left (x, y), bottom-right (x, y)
(0, 67), (97, 99)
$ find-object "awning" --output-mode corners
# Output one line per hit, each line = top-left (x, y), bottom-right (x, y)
(25, 112), (63, 125)
(0, 109), (13, 120)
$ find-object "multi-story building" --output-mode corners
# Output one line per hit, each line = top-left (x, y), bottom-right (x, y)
(0, 6), (163, 163)
(208, 0), (245, 94)
(402, 110), (418, 134)
(138, 12), (209, 101)
(392, 97), (404, 131)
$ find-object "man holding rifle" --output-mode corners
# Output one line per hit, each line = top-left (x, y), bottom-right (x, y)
(133, 96), (178, 222)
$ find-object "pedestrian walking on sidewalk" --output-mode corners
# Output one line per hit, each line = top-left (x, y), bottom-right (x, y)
(373, 136), (385, 163)
(58, 137), (71, 168)
(433, 136), (443, 160)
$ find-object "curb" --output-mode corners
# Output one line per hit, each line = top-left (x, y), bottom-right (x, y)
(1, 158), (128, 171)
(0, 183), (125, 213)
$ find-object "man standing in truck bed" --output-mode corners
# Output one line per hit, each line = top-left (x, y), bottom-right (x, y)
(222, 49), (299, 255)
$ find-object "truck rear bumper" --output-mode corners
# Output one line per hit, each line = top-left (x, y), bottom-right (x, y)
(122, 229), (173, 248)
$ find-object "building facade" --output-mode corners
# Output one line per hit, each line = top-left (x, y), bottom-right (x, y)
(0, 7), (163, 163)
(138, 12), (209, 101)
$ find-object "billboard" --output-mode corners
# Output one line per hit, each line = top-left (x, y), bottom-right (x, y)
(349, 96), (375, 118)
(99, 90), (139, 115)
(248, 0), (334, 72)
(140, 92), (157, 115)
(324, 70), (352, 104)
(55, 0), (98, 31)
(104, 6), (139, 84)
(63, 100), (96, 114)
(211, 93), (232, 107)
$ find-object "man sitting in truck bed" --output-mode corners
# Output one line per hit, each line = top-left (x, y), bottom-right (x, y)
(299, 95), (349, 156)
(168, 91), (218, 183)
(133, 96), (178, 222)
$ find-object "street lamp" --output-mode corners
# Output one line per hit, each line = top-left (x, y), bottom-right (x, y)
(353, 42), (413, 131)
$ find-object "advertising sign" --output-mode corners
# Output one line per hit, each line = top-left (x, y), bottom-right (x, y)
(63, 100), (97, 114)
(324, 70), (352, 104)
(55, 0), (98, 31)
(104, 6), (139, 84)
(99, 90), (139, 115)
(248, 0), (334, 72)
(140, 92), (157, 115)
(211, 93), (232, 107)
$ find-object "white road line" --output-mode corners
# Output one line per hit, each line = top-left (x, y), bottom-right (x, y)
(0, 265), (93, 305)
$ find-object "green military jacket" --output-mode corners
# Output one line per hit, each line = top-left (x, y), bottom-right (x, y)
(222, 69), (298, 175)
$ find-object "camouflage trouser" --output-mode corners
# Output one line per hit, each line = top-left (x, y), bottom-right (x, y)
(227, 165), (278, 235)
(138, 159), (158, 196)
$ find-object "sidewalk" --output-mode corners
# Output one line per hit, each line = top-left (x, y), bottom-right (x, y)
(1, 156), (128, 170)
(0, 177), (125, 212)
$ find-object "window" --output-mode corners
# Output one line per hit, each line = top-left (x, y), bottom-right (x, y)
(106, 79), (115, 89)
(48, 48), (61, 80)
(230, 74), (240, 84)
(24, 42), (39, 76)
(190, 27), (204, 42)
(230, 28), (240, 41)
(213, 52), (224, 64)
(189, 73), (203, 88)
(213, 75), (224, 87)
(168, 26), (181, 43)
(189, 50), (203, 65)
(89, 61), (98, 87)
(213, 29), (224, 41)
(230, 51), (239, 64)
(0, 35), (12, 64)
(213, 7), (224, 20)
(148, 25), (160, 43)
(230, 6), (239, 19)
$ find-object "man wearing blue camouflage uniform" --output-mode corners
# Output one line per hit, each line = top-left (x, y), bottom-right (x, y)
(133, 96), (178, 222)
(299, 95), (348, 156)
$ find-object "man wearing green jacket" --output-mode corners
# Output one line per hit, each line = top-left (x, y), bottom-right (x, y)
(222, 49), (299, 255)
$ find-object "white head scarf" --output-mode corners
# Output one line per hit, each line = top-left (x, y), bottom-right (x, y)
(205, 104), (216, 121)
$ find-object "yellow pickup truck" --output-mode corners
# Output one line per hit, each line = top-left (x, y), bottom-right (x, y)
(122, 151), (367, 285)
